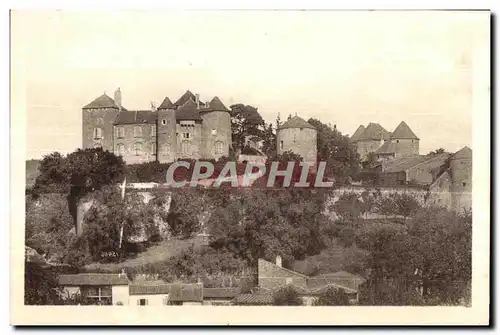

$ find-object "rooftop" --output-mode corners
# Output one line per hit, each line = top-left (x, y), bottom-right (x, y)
(58, 273), (129, 286)
(390, 121), (419, 140)
(83, 94), (120, 109)
(358, 123), (391, 141)
(279, 116), (316, 130)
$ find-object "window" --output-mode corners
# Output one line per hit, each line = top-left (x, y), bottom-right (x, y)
(151, 143), (157, 155)
(117, 144), (125, 156)
(93, 127), (102, 139)
(134, 126), (142, 137)
(396, 140), (400, 143)
(134, 143), (142, 156)
(138, 299), (148, 306)
(280, 141), (283, 150)
(151, 125), (157, 137)
(116, 127), (125, 138)
(81, 286), (112, 305)
(462, 182), (467, 187)
(214, 141), (224, 155)
(162, 119), (167, 125)
(181, 140), (190, 154)
(162, 143), (171, 155)
(211, 129), (217, 136)
(183, 133), (190, 139)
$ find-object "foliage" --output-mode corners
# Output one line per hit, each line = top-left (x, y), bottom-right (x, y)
(393, 193), (421, 222)
(332, 193), (363, 224)
(230, 104), (265, 152)
(307, 118), (361, 184)
(261, 123), (277, 157)
(359, 207), (472, 305)
(25, 262), (62, 305)
(374, 194), (396, 218)
(272, 286), (303, 306)
(313, 287), (350, 306)
(427, 148), (446, 156)
(364, 152), (378, 166)
(166, 187), (207, 238)
(25, 193), (74, 263)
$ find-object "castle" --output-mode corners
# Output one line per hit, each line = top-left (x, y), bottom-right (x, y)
(350, 121), (420, 161)
(276, 115), (317, 167)
(82, 89), (232, 164)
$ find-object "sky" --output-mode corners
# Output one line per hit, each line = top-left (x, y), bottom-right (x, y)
(11, 10), (489, 159)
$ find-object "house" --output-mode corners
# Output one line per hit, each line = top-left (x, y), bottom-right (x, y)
(253, 257), (365, 305)
(203, 288), (241, 306)
(378, 153), (450, 186)
(58, 272), (129, 305)
(129, 283), (170, 306)
(167, 283), (203, 305)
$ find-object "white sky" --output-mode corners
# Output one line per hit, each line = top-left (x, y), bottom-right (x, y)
(11, 10), (489, 159)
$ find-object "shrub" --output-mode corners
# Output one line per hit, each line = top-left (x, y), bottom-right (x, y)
(272, 286), (303, 306)
(313, 287), (350, 306)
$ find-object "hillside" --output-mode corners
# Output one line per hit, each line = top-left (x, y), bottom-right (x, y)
(26, 159), (40, 187)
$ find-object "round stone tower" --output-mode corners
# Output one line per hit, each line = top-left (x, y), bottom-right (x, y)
(200, 96), (232, 160)
(450, 146), (472, 213)
(277, 115), (317, 166)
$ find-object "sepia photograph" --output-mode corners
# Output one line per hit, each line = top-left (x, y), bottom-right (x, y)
(10, 8), (490, 325)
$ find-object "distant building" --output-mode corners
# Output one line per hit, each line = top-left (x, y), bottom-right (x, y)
(428, 146), (472, 213)
(58, 273), (129, 305)
(350, 121), (420, 161)
(277, 115), (317, 166)
(82, 89), (232, 164)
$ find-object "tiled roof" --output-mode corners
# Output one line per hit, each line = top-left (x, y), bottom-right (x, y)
(114, 110), (158, 125)
(83, 94), (120, 109)
(358, 123), (391, 141)
(176, 99), (202, 121)
(233, 293), (273, 305)
(58, 273), (129, 286)
(203, 287), (240, 299)
(158, 96), (175, 110)
(350, 125), (366, 142)
(258, 258), (308, 279)
(129, 284), (171, 296)
(383, 155), (429, 173)
(375, 141), (397, 155)
(390, 121), (419, 140)
(174, 90), (204, 108)
(451, 146), (472, 160)
(279, 116), (316, 130)
(203, 96), (229, 112)
(168, 283), (203, 302)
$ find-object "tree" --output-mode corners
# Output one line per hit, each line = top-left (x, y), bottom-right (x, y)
(364, 152), (378, 167)
(427, 148), (446, 156)
(313, 287), (350, 306)
(307, 118), (360, 184)
(393, 193), (421, 222)
(261, 123), (277, 157)
(167, 187), (208, 238)
(273, 286), (303, 306)
(375, 194), (395, 219)
(332, 193), (363, 224)
(230, 104), (265, 152)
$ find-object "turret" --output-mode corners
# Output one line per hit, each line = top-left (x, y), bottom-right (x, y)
(157, 96), (177, 163)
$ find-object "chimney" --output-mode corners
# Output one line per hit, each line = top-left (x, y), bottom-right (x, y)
(195, 94), (200, 109)
(275, 255), (282, 267)
(114, 88), (122, 111)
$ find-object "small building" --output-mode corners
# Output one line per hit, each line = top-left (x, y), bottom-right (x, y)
(203, 288), (240, 306)
(58, 273), (129, 305)
(129, 283), (170, 306)
(167, 283), (203, 305)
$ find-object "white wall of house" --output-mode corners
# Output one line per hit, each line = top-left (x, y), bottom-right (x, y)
(112, 285), (130, 305)
(61, 286), (80, 299)
(129, 294), (169, 306)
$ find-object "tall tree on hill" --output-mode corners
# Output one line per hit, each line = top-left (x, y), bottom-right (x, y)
(261, 123), (277, 157)
(230, 104), (265, 152)
(307, 118), (361, 184)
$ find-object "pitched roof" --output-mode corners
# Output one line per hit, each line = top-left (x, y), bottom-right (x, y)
(375, 141), (397, 155)
(176, 99), (202, 121)
(168, 283), (203, 302)
(350, 125), (366, 142)
(279, 116), (316, 130)
(114, 110), (158, 125)
(83, 94), (119, 109)
(58, 273), (129, 286)
(390, 121), (419, 140)
(358, 123), (391, 141)
(203, 96), (229, 112)
(258, 258), (308, 279)
(233, 293), (273, 305)
(451, 146), (472, 160)
(174, 90), (204, 108)
(129, 284), (171, 296)
(203, 287), (240, 299)
(383, 155), (429, 173)
(158, 96), (175, 110)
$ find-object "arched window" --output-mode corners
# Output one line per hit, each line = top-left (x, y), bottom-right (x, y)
(117, 144), (125, 156)
(134, 143), (142, 156)
(151, 143), (157, 155)
(214, 141), (224, 155)
(134, 126), (142, 137)
(93, 127), (102, 139)
(181, 140), (190, 154)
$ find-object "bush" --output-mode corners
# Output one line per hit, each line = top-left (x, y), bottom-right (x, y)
(272, 286), (303, 306)
(313, 287), (350, 306)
